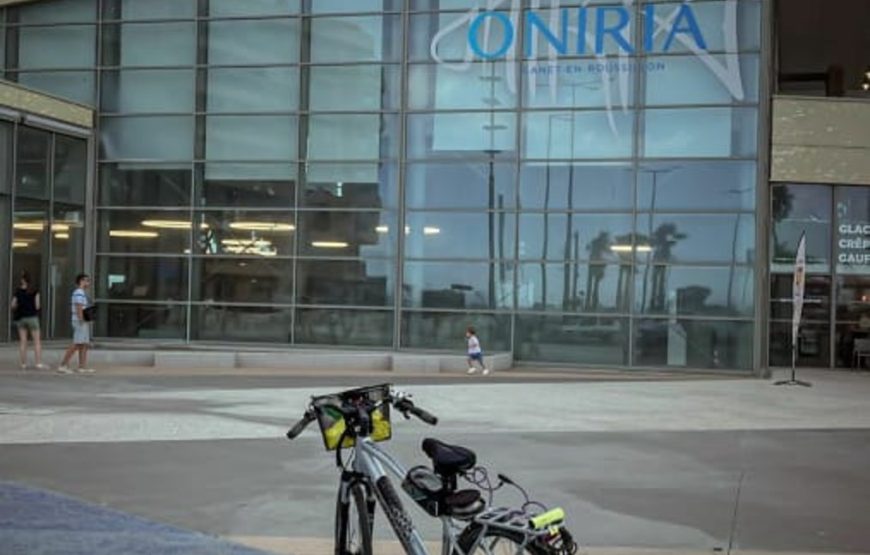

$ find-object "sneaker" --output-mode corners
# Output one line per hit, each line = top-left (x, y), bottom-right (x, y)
(35, 363), (49, 370)
(77, 367), (96, 374)
(467, 367), (477, 375)
(482, 368), (490, 376)
(56, 365), (74, 374)
(19, 364), (28, 371)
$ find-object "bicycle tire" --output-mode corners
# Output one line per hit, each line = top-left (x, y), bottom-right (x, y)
(335, 482), (372, 555)
(456, 524), (552, 555)
(373, 476), (417, 553)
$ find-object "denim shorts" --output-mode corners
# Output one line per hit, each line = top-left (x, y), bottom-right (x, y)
(72, 320), (91, 345)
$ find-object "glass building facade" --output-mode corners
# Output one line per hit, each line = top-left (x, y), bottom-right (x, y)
(1, 0), (772, 371)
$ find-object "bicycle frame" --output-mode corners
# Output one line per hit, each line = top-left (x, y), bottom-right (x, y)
(343, 436), (468, 555)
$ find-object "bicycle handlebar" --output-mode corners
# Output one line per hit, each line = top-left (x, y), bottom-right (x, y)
(286, 410), (315, 440)
(394, 398), (438, 426)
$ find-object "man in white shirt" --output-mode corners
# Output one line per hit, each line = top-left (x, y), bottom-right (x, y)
(58, 274), (94, 374)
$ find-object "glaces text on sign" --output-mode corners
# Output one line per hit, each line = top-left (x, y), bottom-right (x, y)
(468, 4), (707, 59)
(838, 224), (870, 265)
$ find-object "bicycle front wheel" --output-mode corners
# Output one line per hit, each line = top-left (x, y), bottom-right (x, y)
(456, 524), (551, 555)
(335, 482), (372, 555)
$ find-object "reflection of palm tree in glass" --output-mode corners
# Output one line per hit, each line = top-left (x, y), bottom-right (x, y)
(772, 185), (795, 263)
(585, 231), (611, 311)
(613, 233), (635, 311)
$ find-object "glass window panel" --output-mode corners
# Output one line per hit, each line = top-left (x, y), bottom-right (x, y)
(643, 107), (758, 158)
(303, 162), (397, 210)
(835, 186), (870, 275)
(296, 308), (393, 347)
(523, 63), (636, 109)
(647, 1), (761, 53)
(634, 319), (754, 370)
(635, 265), (754, 317)
(516, 263), (631, 313)
(406, 112), (517, 159)
(19, 0), (96, 23)
(103, 0), (195, 20)
(18, 25), (96, 69)
(309, 65), (400, 111)
(769, 321), (828, 368)
(401, 311), (511, 351)
(54, 135), (87, 205)
(198, 163), (296, 208)
(99, 210), (191, 254)
(307, 114), (398, 161)
(771, 184), (831, 273)
(519, 163), (633, 210)
(101, 69), (195, 113)
(523, 110), (633, 159)
(835, 323), (868, 369)
(406, 162), (516, 210)
(191, 305), (292, 343)
(298, 211), (396, 258)
(310, 0), (400, 13)
(408, 62), (517, 110)
(205, 116), (298, 162)
(835, 275), (870, 323)
(100, 164), (191, 207)
(405, 211), (516, 260)
(769, 273), (830, 322)
(15, 71), (95, 105)
(0, 122), (12, 195)
(191, 258), (294, 304)
(645, 54), (759, 106)
(403, 261), (514, 310)
(97, 256), (187, 301)
(106, 22), (196, 67)
(207, 19), (300, 65)
(309, 15), (402, 63)
(515, 315), (629, 365)
(637, 213), (755, 265)
(16, 126), (51, 201)
(297, 259), (394, 307)
(97, 303), (187, 340)
(408, 12), (478, 63)
(194, 210), (295, 257)
(638, 161), (756, 211)
(205, 67), (299, 113)
(518, 213), (634, 262)
(100, 116), (194, 160)
(208, 0), (298, 17)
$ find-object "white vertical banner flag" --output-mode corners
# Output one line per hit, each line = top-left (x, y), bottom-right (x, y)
(792, 233), (807, 352)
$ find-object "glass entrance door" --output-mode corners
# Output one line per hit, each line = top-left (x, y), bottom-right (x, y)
(9, 125), (89, 341)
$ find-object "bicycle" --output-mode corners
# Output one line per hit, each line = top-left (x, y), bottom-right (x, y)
(286, 383), (579, 555)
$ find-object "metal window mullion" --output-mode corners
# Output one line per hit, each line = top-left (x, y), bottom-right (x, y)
(756, 0), (774, 375)
(628, 0), (646, 368)
(6, 121), (17, 341)
(393, 0), (410, 351)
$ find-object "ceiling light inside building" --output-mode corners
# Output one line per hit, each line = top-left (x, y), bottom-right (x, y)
(229, 222), (295, 232)
(12, 241), (30, 248)
(311, 241), (349, 249)
(141, 220), (208, 230)
(610, 244), (652, 253)
(110, 230), (159, 238)
(54, 233), (70, 240)
(423, 226), (441, 235)
(375, 225), (389, 234)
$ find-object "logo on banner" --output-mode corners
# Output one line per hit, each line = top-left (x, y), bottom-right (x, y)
(792, 233), (807, 350)
(429, 0), (746, 135)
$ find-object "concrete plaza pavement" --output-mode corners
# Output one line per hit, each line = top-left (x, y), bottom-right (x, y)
(1, 360), (869, 555)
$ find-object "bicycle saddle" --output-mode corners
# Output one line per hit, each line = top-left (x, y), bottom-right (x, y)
(422, 438), (476, 475)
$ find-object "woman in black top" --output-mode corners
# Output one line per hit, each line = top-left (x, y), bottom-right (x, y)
(10, 271), (47, 370)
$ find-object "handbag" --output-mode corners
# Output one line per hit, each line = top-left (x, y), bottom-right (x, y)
(82, 305), (96, 322)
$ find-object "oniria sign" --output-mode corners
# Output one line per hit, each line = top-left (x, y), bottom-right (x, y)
(468, 4), (706, 59)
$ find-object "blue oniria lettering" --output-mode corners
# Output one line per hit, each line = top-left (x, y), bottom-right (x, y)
(468, 5), (707, 59)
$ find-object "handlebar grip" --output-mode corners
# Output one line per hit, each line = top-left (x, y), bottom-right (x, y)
(286, 411), (315, 440)
(408, 405), (438, 426)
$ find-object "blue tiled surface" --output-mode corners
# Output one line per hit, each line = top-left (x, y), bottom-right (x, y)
(0, 481), (269, 555)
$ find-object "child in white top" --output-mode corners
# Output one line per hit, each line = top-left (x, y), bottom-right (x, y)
(466, 326), (489, 375)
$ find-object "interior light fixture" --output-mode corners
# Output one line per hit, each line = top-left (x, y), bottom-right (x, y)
(12, 241), (30, 248)
(221, 239), (273, 247)
(141, 219), (208, 230)
(375, 225), (389, 234)
(229, 222), (295, 232)
(610, 244), (652, 253)
(423, 226), (441, 235)
(51, 223), (70, 232)
(311, 241), (349, 249)
(12, 222), (45, 231)
(54, 233), (70, 240)
(110, 230), (159, 238)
